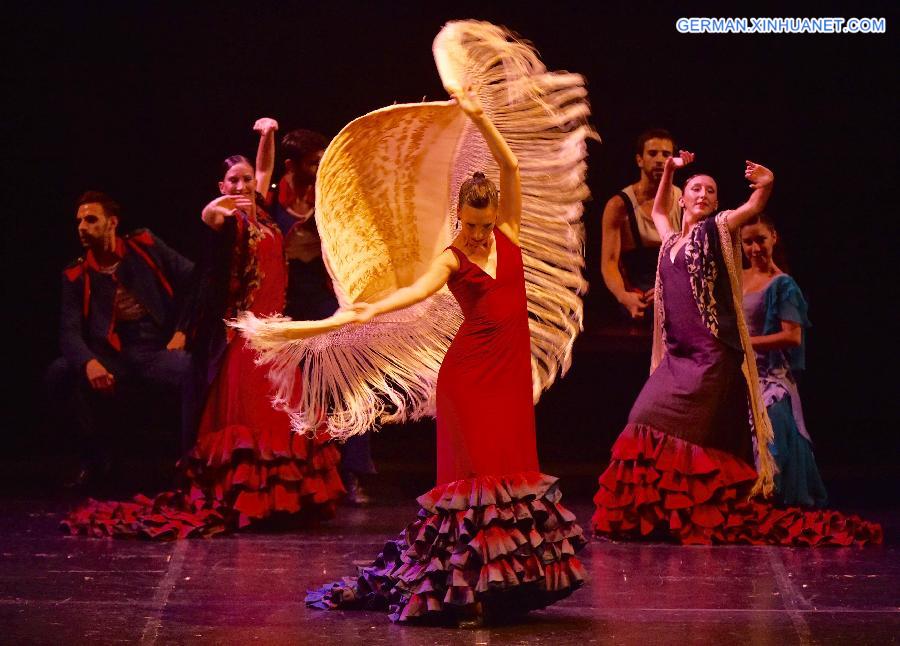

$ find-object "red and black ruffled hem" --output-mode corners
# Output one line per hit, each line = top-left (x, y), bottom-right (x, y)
(306, 471), (586, 624)
(592, 424), (882, 546)
(182, 423), (345, 528)
(61, 426), (344, 540)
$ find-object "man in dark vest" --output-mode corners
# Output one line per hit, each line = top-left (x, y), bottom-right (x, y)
(47, 191), (195, 485)
(600, 129), (683, 323)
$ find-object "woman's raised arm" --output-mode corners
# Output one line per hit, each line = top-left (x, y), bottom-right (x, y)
(652, 150), (694, 239)
(726, 162), (774, 232)
(253, 117), (279, 200)
(451, 88), (522, 244)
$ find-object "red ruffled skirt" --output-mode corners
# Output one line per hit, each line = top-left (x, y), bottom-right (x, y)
(307, 472), (586, 623)
(61, 434), (344, 540)
(62, 337), (345, 540)
(181, 421), (344, 528)
(592, 424), (882, 546)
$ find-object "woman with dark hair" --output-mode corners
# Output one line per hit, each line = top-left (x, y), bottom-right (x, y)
(740, 214), (827, 508)
(301, 88), (585, 624)
(179, 123), (344, 531)
(64, 119), (344, 538)
(591, 151), (880, 546)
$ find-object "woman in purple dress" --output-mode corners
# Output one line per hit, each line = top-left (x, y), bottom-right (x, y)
(591, 152), (881, 546)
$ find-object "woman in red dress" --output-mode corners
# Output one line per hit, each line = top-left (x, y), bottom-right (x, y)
(64, 119), (344, 538)
(306, 90), (585, 624)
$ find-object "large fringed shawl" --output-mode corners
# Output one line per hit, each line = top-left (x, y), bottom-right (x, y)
(234, 21), (594, 440)
(652, 212), (776, 497)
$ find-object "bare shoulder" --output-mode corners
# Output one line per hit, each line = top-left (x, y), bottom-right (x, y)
(602, 194), (627, 224)
(439, 247), (462, 271)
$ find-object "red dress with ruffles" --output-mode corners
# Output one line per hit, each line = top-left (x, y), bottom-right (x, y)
(592, 242), (881, 546)
(63, 215), (344, 539)
(307, 229), (586, 623)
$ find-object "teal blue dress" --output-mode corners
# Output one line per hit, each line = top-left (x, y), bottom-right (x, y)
(743, 275), (827, 507)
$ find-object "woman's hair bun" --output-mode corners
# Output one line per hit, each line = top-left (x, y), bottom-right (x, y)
(457, 171), (499, 210)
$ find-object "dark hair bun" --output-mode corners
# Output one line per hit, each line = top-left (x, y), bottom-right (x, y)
(457, 171), (499, 210)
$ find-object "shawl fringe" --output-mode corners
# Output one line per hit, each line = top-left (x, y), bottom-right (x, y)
(234, 20), (594, 438)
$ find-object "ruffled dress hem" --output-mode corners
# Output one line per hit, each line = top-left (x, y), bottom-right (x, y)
(591, 424), (882, 547)
(306, 471), (586, 624)
(61, 430), (344, 540)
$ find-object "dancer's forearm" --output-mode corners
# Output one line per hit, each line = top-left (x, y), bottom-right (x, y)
(466, 110), (518, 171)
(650, 163), (677, 239)
(355, 252), (456, 322)
(728, 184), (773, 231)
(750, 322), (801, 351)
(457, 94), (522, 239)
(727, 161), (774, 232)
(253, 117), (279, 199)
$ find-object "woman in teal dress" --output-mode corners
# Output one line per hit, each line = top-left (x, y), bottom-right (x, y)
(741, 214), (827, 507)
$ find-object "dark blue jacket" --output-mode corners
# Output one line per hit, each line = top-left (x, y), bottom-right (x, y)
(60, 229), (194, 367)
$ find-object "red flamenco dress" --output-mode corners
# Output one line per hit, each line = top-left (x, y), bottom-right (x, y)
(307, 229), (586, 623)
(592, 226), (882, 547)
(63, 212), (344, 539)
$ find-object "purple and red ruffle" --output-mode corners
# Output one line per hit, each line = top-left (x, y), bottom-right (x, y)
(307, 471), (586, 623)
(592, 424), (882, 546)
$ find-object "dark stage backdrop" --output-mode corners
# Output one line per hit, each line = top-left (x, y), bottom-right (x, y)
(6, 2), (898, 480)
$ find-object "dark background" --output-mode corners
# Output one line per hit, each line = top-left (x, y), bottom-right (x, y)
(5, 1), (897, 498)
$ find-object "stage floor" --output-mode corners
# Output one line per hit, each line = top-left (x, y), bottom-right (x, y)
(2, 494), (897, 645)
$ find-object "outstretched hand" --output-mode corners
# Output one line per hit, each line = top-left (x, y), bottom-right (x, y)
(666, 150), (695, 171)
(349, 302), (378, 324)
(202, 194), (257, 230)
(205, 195), (238, 218)
(253, 117), (279, 135)
(450, 85), (484, 117)
(745, 161), (774, 189)
(231, 193), (256, 217)
(213, 194), (255, 216)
